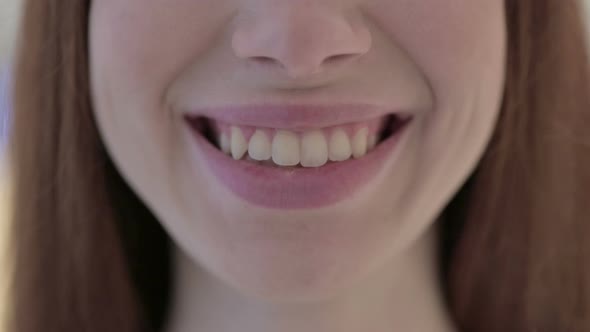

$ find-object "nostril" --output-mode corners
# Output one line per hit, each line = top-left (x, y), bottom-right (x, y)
(248, 56), (285, 71)
(252, 56), (275, 62)
(325, 53), (358, 64)
(251, 56), (276, 64)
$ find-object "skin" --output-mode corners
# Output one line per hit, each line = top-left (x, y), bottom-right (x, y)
(88, 0), (506, 331)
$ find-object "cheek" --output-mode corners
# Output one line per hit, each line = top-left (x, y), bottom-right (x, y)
(88, 0), (235, 178)
(366, 1), (506, 218)
(89, 0), (230, 109)
(366, 0), (506, 168)
(367, 1), (505, 98)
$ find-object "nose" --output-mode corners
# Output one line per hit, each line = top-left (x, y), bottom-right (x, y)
(231, 3), (372, 79)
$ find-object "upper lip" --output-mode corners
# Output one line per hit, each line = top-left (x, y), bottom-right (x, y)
(182, 103), (411, 130)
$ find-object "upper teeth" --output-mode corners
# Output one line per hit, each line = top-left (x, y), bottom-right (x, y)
(230, 126), (248, 161)
(217, 125), (379, 168)
(248, 130), (272, 161)
(272, 130), (300, 166)
(301, 130), (328, 167)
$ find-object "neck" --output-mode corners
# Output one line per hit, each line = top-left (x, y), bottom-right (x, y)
(164, 223), (456, 332)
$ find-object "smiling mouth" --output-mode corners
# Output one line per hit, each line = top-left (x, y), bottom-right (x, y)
(183, 107), (413, 209)
(185, 114), (410, 168)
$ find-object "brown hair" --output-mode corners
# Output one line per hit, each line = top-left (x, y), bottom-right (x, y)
(5, 0), (590, 331)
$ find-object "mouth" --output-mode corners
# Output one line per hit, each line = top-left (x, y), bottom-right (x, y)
(183, 104), (413, 210)
(185, 113), (410, 168)
(185, 114), (413, 210)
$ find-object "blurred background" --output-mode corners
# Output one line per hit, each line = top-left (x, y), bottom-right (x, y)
(0, 0), (19, 64)
(0, 0), (589, 329)
(0, 0), (19, 154)
(0, 0), (19, 326)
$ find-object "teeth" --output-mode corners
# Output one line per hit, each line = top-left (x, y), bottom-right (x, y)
(328, 129), (352, 162)
(248, 130), (272, 161)
(351, 128), (368, 159)
(219, 133), (231, 154)
(300, 130), (328, 167)
(230, 126), (248, 160)
(367, 135), (378, 150)
(218, 124), (379, 166)
(272, 130), (300, 166)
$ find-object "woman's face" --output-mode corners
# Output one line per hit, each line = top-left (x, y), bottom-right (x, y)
(89, 0), (505, 298)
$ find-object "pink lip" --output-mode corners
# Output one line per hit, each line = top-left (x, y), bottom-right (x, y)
(183, 103), (411, 130)
(184, 104), (412, 210)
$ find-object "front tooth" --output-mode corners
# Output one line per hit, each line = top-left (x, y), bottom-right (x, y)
(272, 130), (300, 166)
(248, 130), (271, 161)
(300, 130), (328, 167)
(328, 129), (352, 161)
(219, 133), (231, 154)
(230, 126), (248, 160)
(351, 127), (368, 159)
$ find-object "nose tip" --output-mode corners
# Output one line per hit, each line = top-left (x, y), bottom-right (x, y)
(231, 7), (372, 79)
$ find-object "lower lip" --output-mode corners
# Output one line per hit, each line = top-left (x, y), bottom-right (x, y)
(187, 120), (411, 210)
